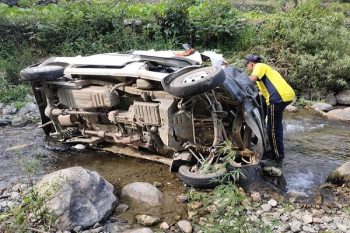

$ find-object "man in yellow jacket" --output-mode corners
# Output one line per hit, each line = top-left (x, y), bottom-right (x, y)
(245, 54), (295, 168)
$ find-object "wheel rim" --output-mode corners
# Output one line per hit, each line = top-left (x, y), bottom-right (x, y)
(181, 70), (209, 84)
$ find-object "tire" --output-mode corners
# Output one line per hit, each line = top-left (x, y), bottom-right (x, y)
(169, 67), (226, 98)
(178, 165), (228, 189)
(20, 65), (64, 81)
(161, 65), (202, 94)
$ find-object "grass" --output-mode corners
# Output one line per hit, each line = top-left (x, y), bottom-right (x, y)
(0, 81), (30, 104)
(0, 154), (57, 232)
(189, 184), (273, 232)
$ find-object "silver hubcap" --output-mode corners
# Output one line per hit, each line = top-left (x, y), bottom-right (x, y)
(182, 71), (208, 84)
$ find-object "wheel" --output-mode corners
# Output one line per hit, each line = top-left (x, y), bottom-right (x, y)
(178, 164), (228, 189)
(161, 65), (202, 94)
(20, 65), (64, 81)
(169, 67), (225, 98)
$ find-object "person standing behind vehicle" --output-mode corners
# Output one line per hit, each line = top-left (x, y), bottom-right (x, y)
(245, 54), (295, 168)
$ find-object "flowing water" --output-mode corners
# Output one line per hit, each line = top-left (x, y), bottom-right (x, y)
(283, 109), (350, 196)
(0, 108), (349, 221)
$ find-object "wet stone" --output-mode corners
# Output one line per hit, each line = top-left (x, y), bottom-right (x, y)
(115, 203), (129, 213)
(335, 222), (348, 232)
(90, 226), (104, 233)
(121, 182), (163, 206)
(302, 225), (316, 233)
(261, 203), (272, 212)
(289, 220), (302, 232)
(176, 194), (188, 203)
(135, 215), (161, 226)
(159, 222), (169, 230)
(302, 214), (313, 224)
(124, 227), (153, 233)
(267, 199), (277, 207)
(106, 222), (130, 233)
(250, 192), (261, 202)
(177, 220), (192, 233)
(73, 226), (82, 232)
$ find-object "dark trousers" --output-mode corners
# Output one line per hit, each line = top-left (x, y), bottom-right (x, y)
(267, 101), (291, 160)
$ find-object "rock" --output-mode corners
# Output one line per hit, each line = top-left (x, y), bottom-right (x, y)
(177, 220), (192, 233)
(336, 89), (350, 105)
(261, 203), (272, 212)
(262, 166), (282, 176)
(9, 192), (20, 200)
(11, 114), (28, 127)
(286, 105), (297, 112)
(302, 214), (313, 224)
(278, 223), (290, 232)
(115, 203), (129, 213)
(280, 215), (289, 222)
(153, 181), (161, 187)
(325, 93), (337, 105)
(36, 167), (117, 230)
(91, 226), (104, 233)
(73, 226), (82, 232)
(0, 119), (11, 126)
(106, 222), (129, 233)
(250, 192), (261, 202)
(187, 211), (198, 219)
(302, 225), (316, 232)
(327, 161), (350, 185)
(2, 105), (17, 115)
(311, 102), (333, 112)
(311, 209), (323, 218)
(188, 201), (202, 210)
(135, 215), (161, 226)
(123, 228), (153, 233)
(289, 220), (302, 232)
(159, 222), (169, 230)
(18, 102), (39, 115)
(176, 194), (188, 203)
(267, 199), (277, 207)
(121, 182), (163, 206)
(335, 222), (348, 232)
(326, 108), (350, 121)
(72, 144), (86, 150)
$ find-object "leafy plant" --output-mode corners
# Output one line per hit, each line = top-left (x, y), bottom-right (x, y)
(189, 184), (272, 232)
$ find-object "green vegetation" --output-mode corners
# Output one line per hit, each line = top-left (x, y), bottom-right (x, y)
(189, 184), (275, 232)
(0, 0), (349, 103)
(0, 155), (56, 232)
(0, 187), (57, 232)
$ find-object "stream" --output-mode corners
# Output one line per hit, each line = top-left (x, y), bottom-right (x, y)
(0, 108), (349, 223)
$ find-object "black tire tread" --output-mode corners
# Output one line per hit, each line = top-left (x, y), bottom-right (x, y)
(20, 65), (64, 81)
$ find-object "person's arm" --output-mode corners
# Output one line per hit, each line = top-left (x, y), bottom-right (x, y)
(249, 63), (264, 82)
(249, 74), (258, 82)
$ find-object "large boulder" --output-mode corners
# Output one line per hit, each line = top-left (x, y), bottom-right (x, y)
(36, 166), (117, 230)
(327, 161), (350, 185)
(121, 182), (163, 206)
(311, 102), (333, 112)
(325, 107), (350, 121)
(325, 93), (337, 106)
(336, 90), (350, 105)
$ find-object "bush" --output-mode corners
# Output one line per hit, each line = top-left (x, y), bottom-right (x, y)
(0, 0), (349, 100)
(244, 0), (350, 97)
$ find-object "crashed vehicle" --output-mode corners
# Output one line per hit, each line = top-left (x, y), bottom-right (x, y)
(20, 50), (269, 188)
